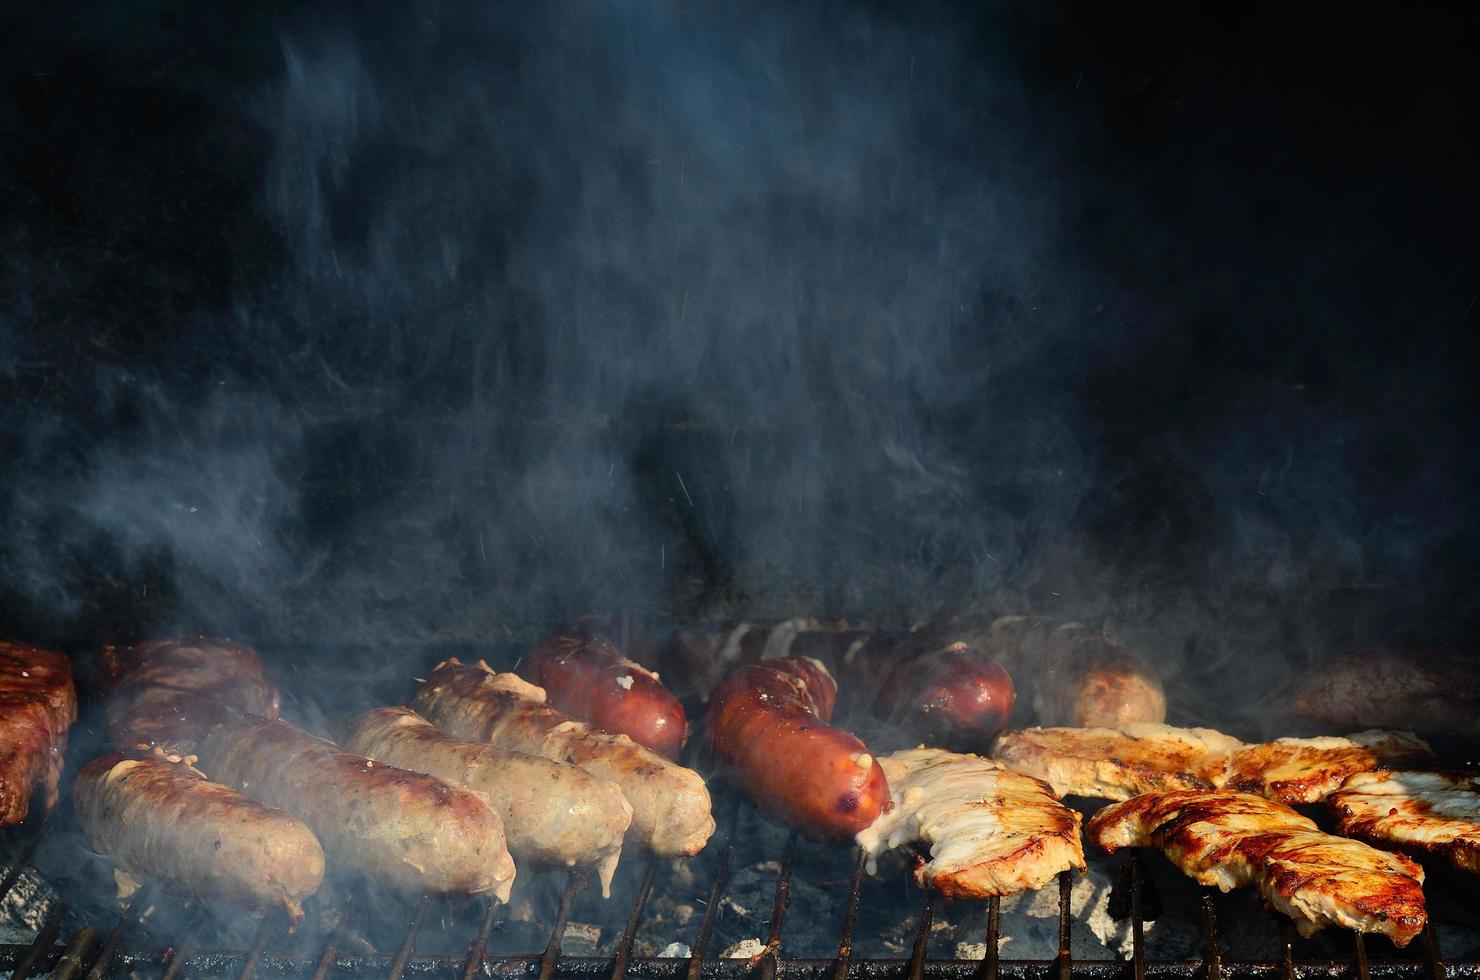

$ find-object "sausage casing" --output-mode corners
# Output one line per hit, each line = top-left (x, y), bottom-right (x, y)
(518, 633), (688, 758)
(73, 751), (325, 920)
(413, 659), (714, 857)
(343, 707), (633, 895)
(195, 716), (515, 900)
(706, 657), (890, 840)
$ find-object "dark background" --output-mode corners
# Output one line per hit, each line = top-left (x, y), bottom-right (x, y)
(1, 3), (1476, 704)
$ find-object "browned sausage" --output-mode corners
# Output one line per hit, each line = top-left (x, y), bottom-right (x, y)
(73, 750), (325, 920)
(517, 632), (688, 758)
(985, 617), (1165, 727)
(101, 636), (281, 753)
(0, 642), (76, 825)
(705, 657), (890, 840)
(195, 716), (515, 899)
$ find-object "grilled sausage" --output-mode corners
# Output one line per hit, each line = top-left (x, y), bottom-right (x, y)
(706, 657), (890, 840)
(195, 716), (514, 900)
(517, 633), (688, 758)
(985, 618), (1165, 727)
(413, 659), (714, 857)
(1, 641), (76, 824)
(343, 707), (633, 895)
(102, 636), (281, 753)
(73, 751), (325, 920)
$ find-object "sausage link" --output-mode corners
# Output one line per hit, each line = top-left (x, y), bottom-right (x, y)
(518, 633), (688, 758)
(413, 659), (714, 857)
(73, 751), (324, 920)
(344, 707), (632, 895)
(195, 717), (514, 899)
(706, 657), (889, 840)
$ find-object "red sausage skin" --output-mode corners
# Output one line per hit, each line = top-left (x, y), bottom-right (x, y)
(518, 634), (689, 759)
(706, 657), (889, 840)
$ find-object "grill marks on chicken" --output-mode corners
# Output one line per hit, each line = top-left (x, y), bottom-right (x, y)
(344, 707), (633, 895)
(1329, 770), (1480, 877)
(413, 658), (715, 857)
(1088, 790), (1427, 946)
(102, 636), (280, 754)
(74, 750), (325, 920)
(856, 748), (1084, 898)
(993, 724), (1246, 801)
(1226, 732), (1436, 805)
(0, 642), (77, 825)
(993, 723), (1432, 804)
(196, 715), (515, 900)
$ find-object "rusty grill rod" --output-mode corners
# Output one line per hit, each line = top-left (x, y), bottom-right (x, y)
(1278, 918), (1296, 980)
(537, 872), (588, 980)
(609, 861), (659, 980)
(1353, 933), (1371, 980)
(387, 895), (431, 980)
(1424, 921), (1447, 980)
(971, 895), (1001, 980)
(1057, 871), (1073, 980)
(11, 900), (66, 979)
(46, 925), (99, 980)
(83, 883), (155, 980)
(686, 800), (744, 980)
(234, 912), (277, 980)
(0, 827), (47, 908)
(830, 850), (868, 980)
(308, 911), (349, 980)
(1200, 895), (1221, 980)
(1130, 857), (1145, 980)
(906, 884), (937, 980)
(755, 831), (800, 980)
(461, 899), (504, 980)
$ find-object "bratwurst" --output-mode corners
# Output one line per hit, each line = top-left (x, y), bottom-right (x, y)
(196, 716), (515, 900)
(413, 659), (714, 857)
(344, 707), (633, 895)
(74, 750), (325, 920)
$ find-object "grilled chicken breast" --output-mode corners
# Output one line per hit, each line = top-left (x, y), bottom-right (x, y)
(1226, 731), (1435, 805)
(992, 724), (1246, 800)
(0, 642), (76, 825)
(856, 748), (1085, 897)
(1088, 790), (1427, 946)
(1329, 770), (1480, 877)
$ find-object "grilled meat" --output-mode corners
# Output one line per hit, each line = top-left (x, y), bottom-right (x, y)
(1088, 790), (1427, 946)
(518, 632), (688, 758)
(1290, 651), (1480, 745)
(102, 636), (280, 753)
(856, 748), (1085, 898)
(992, 723), (1246, 800)
(196, 715), (515, 899)
(1226, 731), (1434, 805)
(1329, 770), (1480, 877)
(983, 617), (1166, 727)
(344, 707), (633, 895)
(413, 659), (714, 857)
(0, 642), (76, 825)
(706, 657), (891, 840)
(74, 750), (325, 920)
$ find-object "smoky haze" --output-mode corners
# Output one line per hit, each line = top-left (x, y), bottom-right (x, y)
(1, 3), (1477, 726)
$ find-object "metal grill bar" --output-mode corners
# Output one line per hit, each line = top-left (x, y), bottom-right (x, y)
(461, 900), (503, 980)
(609, 861), (658, 980)
(1130, 857), (1145, 980)
(46, 925), (99, 980)
(84, 884), (154, 980)
(236, 913), (277, 980)
(755, 831), (799, 980)
(1056, 872), (1073, 980)
(1423, 922), (1446, 980)
(972, 895), (1001, 980)
(907, 884), (937, 980)
(538, 873), (588, 980)
(0, 829), (46, 908)
(159, 910), (206, 980)
(387, 895), (430, 980)
(1353, 934), (1370, 980)
(11, 901), (65, 979)
(686, 801), (743, 980)
(309, 913), (348, 980)
(1200, 896), (1221, 980)
(830, 850), (868, 980)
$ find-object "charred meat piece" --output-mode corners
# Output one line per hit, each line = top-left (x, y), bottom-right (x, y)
(0, 642), (75, 823)
(1329, 770), (1480, 877)
(101, 636), (280, 753)
(1290, 651), (1480, 745)
(993, 723), (1246, 801)
(1225, 730), (1434, 805)
(0, 641), (77, 825)
(856, 748), (1084, 898)
(74, 750), (325, 920)
(344, 707), (633, 895)
(195, 715), (514, 900)
(1088, 790), (1427, 946)
(706, 657), (890, 840)
(413, 659), (714, 857)
(518, 632), (688, 758)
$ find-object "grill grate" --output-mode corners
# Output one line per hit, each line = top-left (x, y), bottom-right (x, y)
(0, 802), (1471, 980)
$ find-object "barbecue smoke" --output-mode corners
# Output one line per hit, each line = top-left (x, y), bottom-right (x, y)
(2, 3), (1478, 734)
